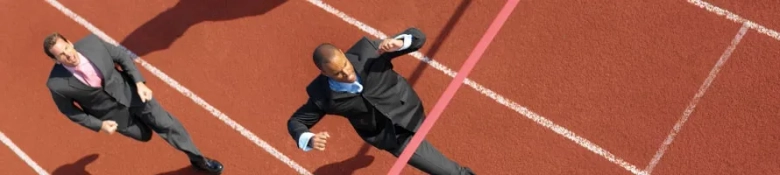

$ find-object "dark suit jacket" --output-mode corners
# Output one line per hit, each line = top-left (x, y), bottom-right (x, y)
(287, 27), (427, 149)
(46, 34), (146, 132)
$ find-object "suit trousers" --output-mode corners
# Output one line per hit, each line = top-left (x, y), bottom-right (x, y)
(115, 98), (205, 162)
(387, 128), (475, 175)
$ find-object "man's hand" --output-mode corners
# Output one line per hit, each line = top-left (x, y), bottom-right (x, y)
(101, 120), (118, 134)
(308, 132), (330, 151)
(377, 39), (404, 54)
(136, 82), (153, 102)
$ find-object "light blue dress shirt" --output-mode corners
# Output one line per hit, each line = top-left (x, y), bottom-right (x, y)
(297, 34), (413, 151)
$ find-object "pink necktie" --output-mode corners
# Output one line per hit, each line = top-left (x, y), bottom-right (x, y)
(75, 66), (102, 87)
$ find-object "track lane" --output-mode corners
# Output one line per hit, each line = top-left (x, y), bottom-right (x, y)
(319, 0), (506, 73)
(468, 0), (742, 167)
(0, 0), (302, 174)
(703, 0), (780, 33)
(648, 30), (780, 175)
(4, 0), (778, 174)
(0, 133), (38, 175)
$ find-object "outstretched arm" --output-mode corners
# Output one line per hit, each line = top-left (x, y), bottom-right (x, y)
(50, 89), (103, 132)
(373, 27), (427, 60)
(287, 98), (326, 152)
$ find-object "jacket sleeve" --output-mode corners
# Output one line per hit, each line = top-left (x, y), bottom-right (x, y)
(287, 98), (326, 151)
(100, 39), (146, 84)
(372, 27), (427, 60)
(50, 89), (103, 132)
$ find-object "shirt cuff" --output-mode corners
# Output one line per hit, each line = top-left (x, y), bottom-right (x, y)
(392, 34), (413, 51)
(297, 132), (315, 152)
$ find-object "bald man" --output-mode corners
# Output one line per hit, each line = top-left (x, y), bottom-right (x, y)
(287, 27), (475, 175)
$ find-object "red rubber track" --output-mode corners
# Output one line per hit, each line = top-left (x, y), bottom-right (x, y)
(0, 0), (778, 174)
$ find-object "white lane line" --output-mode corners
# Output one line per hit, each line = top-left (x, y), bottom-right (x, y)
(687, 0), (780, 41)
(43, 0), (312, 174)
(305, 0), (645, 174)
(644, 23), (750, 174)
(0, 131), (49, 175)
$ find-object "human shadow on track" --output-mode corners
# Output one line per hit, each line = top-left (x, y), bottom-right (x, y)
(51, 154), (99, 175)
(313, 144), (374, 175)
(406, 0), (472, 85)
(120, 0), (287, 59)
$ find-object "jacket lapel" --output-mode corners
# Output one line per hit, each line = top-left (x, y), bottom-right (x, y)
(68, 76), (95, 90)
(330, 90), (358, 100)
(74, 39), (110, 86)
(53, 64), (95, 91)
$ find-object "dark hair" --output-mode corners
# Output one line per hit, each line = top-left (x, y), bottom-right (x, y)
(312, 43), (339, 70)
(43, 32), (68, 59)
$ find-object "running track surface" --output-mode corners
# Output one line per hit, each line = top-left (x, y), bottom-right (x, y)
(1, 0), (779, 174)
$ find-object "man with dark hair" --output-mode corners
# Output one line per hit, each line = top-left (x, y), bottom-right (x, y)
(287, 27), (475, 175)
(43, 32), (223, 174)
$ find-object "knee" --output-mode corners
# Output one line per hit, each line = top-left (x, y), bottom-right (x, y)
(137, 132), (153, 142)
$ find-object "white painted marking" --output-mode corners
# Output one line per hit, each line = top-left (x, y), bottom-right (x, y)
(43, 0), (312, 174)
(305, 0), (645, 174)
(687, 0), (780, 41)
(644, 23), (750, 175)
(0, 131), (49, 175)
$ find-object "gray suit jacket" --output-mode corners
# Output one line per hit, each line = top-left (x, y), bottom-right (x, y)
(46, 34), (146, 132)
(288, 27), (427, 150)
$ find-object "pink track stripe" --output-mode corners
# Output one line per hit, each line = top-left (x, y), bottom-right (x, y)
(386, 0), (520, 174)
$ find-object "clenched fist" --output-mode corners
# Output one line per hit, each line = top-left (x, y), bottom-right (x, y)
(377, 39), (404, 54)
(308, 132), (330, 151)
(101, 120), (118, 134)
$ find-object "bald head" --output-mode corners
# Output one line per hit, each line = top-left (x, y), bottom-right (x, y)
(312, 43), (340, 70)
(312, 43), (356, 83)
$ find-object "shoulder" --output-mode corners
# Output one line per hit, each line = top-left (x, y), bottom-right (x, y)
(46, 65), (68, 91)
(344, 36), (381, 58)
(304, 75), (331, 109)
(305, 75), (328, 98)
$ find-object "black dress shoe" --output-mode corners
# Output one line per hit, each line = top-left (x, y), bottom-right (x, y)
(191, 157), (223, 174)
